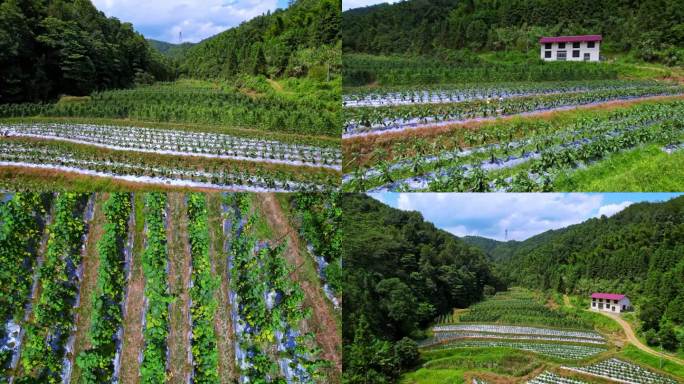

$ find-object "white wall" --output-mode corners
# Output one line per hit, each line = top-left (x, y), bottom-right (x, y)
(589, 296), (631, 313)
(540, 41), (600, 62)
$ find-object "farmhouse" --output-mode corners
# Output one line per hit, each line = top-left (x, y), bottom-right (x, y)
(590, 293), (631, 313)
(540, 35), (601, 62)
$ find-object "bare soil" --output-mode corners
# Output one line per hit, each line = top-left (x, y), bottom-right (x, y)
(120, 194), (147, 384)
(69, 193), (108, 383)
(166, 193), (194, 384)
(206, 193), (237, 383)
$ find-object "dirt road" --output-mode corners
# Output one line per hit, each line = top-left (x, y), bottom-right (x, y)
(597, 311), (684, 365)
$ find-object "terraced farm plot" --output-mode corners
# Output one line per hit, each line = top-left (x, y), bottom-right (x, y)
(0, 79), (341, 191)
(342, 99), (684, 192)
(0, 192), (341, 383)
(561, 358), (679, 384)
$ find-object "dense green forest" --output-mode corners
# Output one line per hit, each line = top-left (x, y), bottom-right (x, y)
(147, 39), (195, 60)
(0, 0), (175, 103)
(342, 0), (684, 65)
(342, 194), (504, 383)
(465, 196), (684, 352)
(180, 0), (341, 80)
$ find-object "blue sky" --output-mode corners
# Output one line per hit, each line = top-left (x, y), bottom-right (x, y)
(343, 0), (400, 11)
(369, 193), (682, 241)
(92, 0), (290, 43)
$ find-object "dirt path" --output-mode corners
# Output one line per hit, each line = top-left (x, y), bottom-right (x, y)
(207, 193), (237, 383)
(119, 194), (146, 384)
(69, 193), (108, 384)
(254, 194), (342, 380)
(267, 78), (284, 92)
(597, 311), (684, 365)
(166, 193), (194, 384)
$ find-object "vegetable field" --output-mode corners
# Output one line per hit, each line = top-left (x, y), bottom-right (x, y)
(0, 192), (341, 383)
(0, 79), (341, 191)
(343, 99), (684, 192)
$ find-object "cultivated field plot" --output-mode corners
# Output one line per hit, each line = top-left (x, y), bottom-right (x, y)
(0, 79), (341, 191)
(343, 81), (684, 136)
(420, 290), (607, 361)
(342, 99), (684, 192)
(0, 139), (339, 192)
(561, 358), (679, 384)
(0, 192), (341, 383)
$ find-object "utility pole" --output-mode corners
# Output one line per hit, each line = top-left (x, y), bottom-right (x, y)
(179, 31), (183, 43)
(505, 229), (508, 241)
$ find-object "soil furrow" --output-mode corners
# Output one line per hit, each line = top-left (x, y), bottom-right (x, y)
(119, 193), (147, 384)
(69, 193), (108, 384)
(166, 193), (194, 384)
(207, 193), (237, 383)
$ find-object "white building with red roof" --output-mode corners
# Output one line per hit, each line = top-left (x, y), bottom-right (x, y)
(540, 35), (602, 62)
(590, 292), (631, 313)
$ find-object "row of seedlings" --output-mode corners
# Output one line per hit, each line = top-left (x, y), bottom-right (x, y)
(140, 193), (171, 383)
(0, 194), (51, 382)
(187, 193), (220, 383)
(290, 193), (342, 310)
(75, 193), (132, 383)
(17, 193), (91, 383)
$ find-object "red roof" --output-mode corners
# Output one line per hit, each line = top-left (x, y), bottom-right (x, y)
(540, 35), (602, 43)
(591, 293), (625, 300)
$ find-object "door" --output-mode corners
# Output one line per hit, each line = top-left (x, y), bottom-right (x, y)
(557, 51), (567, 61)
(584, 53), (590, 61)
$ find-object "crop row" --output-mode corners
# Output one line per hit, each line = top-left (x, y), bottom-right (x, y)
(343, 80), (665, 107)
(20, 193), (90, 383)
(425, 331), (605, 346)
(290, 193), (343, 306)
(343, 85), (684, 135)
(0, 194), (50, 380)
(187, 193), (220, 383)
(527, 371), (587, 384)
(432, 325), (603, 341)
(0, 141), (339, 192)
(225, 194), (324, 382)
(0, 82), (340, 137)
(561, 358), (677, 384)
(75, 194), (132, 383)
(1, 123), (341, 169)
(346, 110), (683, 192)
(140, 193), (170, 383)
(426, 340), (606, 360)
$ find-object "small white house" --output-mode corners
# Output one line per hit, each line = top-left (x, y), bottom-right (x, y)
(590, 293), (631, 313)
(540, 35), (601, 62)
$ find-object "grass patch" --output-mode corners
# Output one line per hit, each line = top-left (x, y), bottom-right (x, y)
(402, 347), (543, 384)
(553, 144), (684, 191)
(618, 344), (684, 379)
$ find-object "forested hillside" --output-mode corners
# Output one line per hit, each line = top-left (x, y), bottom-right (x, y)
(147, 39), (195, 60)
(0, 0), (174, 103)
(466, 196), (684, 351)
(343, 0), (684, 65)
(181, 0), (341, 79)
(342, 194), (504, 383)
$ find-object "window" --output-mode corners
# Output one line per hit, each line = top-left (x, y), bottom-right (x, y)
(573, 42), (580, 48)
(584, 53), (591, 61)
(588, 41), (595, 48)
(573, 50), (580, 58)
(545, 50), (552, 58)
(558, 43), (566, 48)
(557, 51), (567, 61)
(545, 43), (552, 49)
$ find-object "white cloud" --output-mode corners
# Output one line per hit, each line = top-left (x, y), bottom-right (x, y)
(343, 0), (400, 11)
(388, 193), (610, 241)
(597, 201), (633, 217)
(92, 0), (280, 42)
